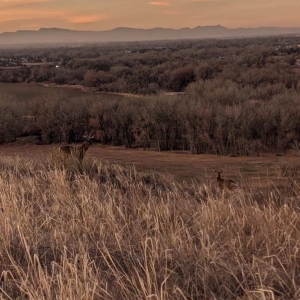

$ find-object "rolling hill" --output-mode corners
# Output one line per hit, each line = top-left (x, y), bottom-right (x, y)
(0, 25), (300, 45)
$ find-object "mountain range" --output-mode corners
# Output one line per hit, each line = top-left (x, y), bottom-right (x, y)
(0, 25), (300, 45)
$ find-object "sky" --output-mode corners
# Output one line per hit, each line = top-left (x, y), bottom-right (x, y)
(0, 0), (300, 33)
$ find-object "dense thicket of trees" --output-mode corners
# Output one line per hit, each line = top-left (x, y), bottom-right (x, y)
(1, 82), (300, 156)
(0, 36), (299, 94)
(0, 36), (300, 155)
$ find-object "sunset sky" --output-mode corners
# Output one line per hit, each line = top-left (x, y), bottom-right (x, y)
(0, 0), (300, 33)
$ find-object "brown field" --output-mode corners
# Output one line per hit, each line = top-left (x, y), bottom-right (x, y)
(0, 82), (86, 99)
(1, 144), (300, 299)
(0, 84), (300, 300)
(0, 143), (299, 186)
(2, 41), (300, 299)
(0, 82), (130, 101)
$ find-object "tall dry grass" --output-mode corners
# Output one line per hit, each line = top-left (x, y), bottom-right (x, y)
(0, 156), (300, 299)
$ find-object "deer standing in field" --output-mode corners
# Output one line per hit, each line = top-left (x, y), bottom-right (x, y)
(59, 134), (94, 162)
(215, 170), (236, 191)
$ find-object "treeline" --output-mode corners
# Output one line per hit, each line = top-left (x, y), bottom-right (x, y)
(1, 79), (300, 156)
(0, 35), (299, 94)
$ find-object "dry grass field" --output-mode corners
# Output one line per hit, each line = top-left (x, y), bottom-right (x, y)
(1, 143), (300, 184)
(1, 144), (300, 299)
(0, 82), (127, 102)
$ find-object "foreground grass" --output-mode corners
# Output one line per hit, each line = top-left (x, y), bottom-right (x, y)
(0, 156), (300, 299)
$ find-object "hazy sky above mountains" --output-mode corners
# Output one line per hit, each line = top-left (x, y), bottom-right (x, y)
(0, 0), (299, 33)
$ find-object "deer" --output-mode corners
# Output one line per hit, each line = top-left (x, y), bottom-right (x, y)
(215, 170), (236, 191)
(59, 133), (94, 162)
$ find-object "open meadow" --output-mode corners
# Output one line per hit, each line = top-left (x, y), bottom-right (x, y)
(1, 143), (300, 185)
(1, 145), (300, 299)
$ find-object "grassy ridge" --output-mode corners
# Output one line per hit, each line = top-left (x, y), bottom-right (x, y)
(0, 156), (299, 299)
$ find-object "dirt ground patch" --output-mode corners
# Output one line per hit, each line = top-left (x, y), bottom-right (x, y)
(1, 144), (300, 188)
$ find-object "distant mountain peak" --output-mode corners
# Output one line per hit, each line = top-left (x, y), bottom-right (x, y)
(193, 25), (227, 29)
(38, 27), (71, 32)
(112, 27), (142, 31)
(1, 25), (300, 46)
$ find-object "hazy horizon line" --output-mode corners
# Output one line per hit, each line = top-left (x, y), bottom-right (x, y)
(2, 24), (300, 34)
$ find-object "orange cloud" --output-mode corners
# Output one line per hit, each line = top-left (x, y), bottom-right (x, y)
(0, 0), (51, 3)
(68, 14), (108, 24)
(0, 9), (64, 22)
(0, 0), (54, 9)
(0, 3), (108, 25)
(149, 2), (170, 5)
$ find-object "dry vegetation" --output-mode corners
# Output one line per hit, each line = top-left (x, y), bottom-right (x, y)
(1, 35), (300, 156)
(1, 35), (300, 299)
(1, 155), (300, 299)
